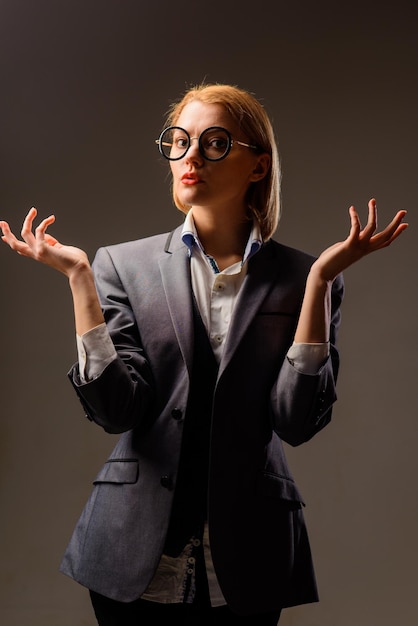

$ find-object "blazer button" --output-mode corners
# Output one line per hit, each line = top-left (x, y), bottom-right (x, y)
(171, 408), (183, 421)
(160, 475), (174, 490)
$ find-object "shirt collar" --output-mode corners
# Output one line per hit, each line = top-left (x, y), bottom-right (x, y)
(181, 209), (263, 265)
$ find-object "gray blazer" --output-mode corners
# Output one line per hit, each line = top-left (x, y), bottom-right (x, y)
(60, 225), (344, 615)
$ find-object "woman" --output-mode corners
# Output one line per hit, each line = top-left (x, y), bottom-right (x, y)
(0, 83), (408, 626)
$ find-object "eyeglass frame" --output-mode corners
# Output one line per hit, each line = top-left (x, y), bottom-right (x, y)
(155, 125), (259, 162)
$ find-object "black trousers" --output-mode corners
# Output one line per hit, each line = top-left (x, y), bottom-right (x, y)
(89, 591), (282, 626)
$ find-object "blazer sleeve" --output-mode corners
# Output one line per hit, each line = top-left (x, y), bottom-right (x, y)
(68, 246), (155, 434)
(270, 272), (344, 446)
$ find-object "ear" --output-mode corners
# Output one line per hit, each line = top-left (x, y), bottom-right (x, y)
(249, 153), (271, 183)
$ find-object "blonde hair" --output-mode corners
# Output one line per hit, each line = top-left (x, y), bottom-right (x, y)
(164, 83), (281, 241)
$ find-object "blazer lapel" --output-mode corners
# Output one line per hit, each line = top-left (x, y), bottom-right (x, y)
(219, 241), (281, 377)
(158, 227), (194, 375)
(158, 230), (284, 380)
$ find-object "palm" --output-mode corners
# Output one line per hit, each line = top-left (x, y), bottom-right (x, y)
(40, 236), (90, 274)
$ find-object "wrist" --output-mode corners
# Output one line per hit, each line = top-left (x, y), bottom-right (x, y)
(68, 260), (94, 287)
(306, 266), (332, 292)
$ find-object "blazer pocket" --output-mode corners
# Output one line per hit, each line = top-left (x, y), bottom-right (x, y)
(257, 471), (305, 508)
(93, 459), (139, 485)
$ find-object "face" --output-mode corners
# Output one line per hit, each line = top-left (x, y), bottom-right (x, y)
(169, 100), (269, 219)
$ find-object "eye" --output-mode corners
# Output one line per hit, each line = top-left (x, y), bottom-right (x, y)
(203, 133), (229, 153)
(208, 137), (228, 149)
(174, 136), (188, 148)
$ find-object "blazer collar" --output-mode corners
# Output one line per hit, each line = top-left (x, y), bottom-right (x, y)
(159, 226), (282, 378)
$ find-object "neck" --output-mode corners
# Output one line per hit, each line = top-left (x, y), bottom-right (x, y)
(191, 206), (252, 270)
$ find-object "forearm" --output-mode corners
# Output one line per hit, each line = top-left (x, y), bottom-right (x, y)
(273, 271), (343, 445)
(294, 268), (332, 344)
(68, 262), (105, 335)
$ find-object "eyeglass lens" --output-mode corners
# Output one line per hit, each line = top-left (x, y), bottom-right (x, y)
(158, 127), (232, 161)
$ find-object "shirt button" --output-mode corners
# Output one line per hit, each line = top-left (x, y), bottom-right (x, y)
(192, 538), (201, 547)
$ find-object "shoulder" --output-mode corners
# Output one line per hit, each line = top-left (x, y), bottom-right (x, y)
(265, 238), (317, 272)
(268, 238), (316, 260)
(93, 225), (183, 265)
(264, 238), (344, 295)
(102, 231), (171, 257)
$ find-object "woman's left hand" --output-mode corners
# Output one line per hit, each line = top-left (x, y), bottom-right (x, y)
(311, 198), (408, 282)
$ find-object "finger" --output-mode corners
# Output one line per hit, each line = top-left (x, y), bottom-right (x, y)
(1, 219), (19, 245)
(35, 214), (56, 241)
(386, 221), (409, 245)
(0, 222), (32, 255)
(44, 233), (60, 246)
(386, 209), (408, 230)
(370, 211), (408, 248)
(0, 220), (11, 238)
(373, 210), (407, 240)
(347, 205), (362, 240)
(360, 198), (378, 239)
(20, 207), (38, 244)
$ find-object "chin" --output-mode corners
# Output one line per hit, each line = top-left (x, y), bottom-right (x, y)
(177, 190), (204, 207)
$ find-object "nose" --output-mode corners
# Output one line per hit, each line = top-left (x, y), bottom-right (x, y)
(184, 137), (203, 165)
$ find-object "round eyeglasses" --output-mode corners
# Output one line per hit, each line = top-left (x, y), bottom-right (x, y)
(155, 126), (258, 162)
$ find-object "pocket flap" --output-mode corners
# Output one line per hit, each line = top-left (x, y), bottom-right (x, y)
(257, 471), (305, 506)
(93, 459), (139, 485)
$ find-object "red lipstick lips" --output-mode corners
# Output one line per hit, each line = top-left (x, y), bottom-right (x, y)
(181, 172), (202, 185)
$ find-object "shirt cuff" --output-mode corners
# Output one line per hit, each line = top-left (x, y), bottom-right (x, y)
(287, 342), (330, 375)
(76, 322), (117, 382)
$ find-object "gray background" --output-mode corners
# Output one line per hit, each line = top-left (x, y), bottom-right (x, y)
(0, 1), (417, 625)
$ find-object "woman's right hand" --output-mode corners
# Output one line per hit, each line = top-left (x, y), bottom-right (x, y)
(0, 207), (91, 278)
(1, 207), (105, 334)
